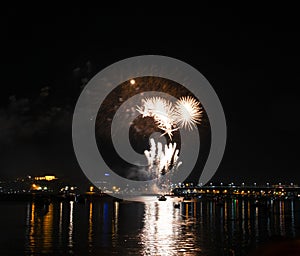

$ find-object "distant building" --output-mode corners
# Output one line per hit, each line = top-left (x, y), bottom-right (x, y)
(30, 175), (61, 193)
(34, 175), (57, 181)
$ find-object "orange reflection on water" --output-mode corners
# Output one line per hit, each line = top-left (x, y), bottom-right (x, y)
(43, 203), (53, 251)
(88, 202), (93, 246)
(27, 202), (53, 254)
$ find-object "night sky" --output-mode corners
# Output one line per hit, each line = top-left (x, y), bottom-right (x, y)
(1, 7), (299, 187)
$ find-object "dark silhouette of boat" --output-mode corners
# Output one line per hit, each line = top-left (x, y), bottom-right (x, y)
(33, 195), (51, 214)
(253, 199), (265, 207)
(33, 195), (51, 207)
(75, 194), (86, 204)
(174, 202), (180, 208)
(183, 195), (192, 201)
(158, 195), (167, 201)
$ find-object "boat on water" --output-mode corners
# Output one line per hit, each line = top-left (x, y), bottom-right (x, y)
(174, 202), (180, 208)
(253, 199), (265, 207)
(158, 195), (167, 201)
(183, 195), (192, 201)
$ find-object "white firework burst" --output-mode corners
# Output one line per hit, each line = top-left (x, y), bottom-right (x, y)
(174, 96), (203, 130)
(136, 96), (202, 137)
(136, 97), (177, 138)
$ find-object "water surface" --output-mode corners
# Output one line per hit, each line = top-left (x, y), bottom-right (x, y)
(0, 197), (300, 255)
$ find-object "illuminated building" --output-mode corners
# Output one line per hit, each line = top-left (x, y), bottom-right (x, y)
(34, 175), (57, 181)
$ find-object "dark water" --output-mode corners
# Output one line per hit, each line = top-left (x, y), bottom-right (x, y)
(0, 197), (300, 255)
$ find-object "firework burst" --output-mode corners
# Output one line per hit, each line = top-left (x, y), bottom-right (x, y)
(136, 96), (202, 138)
(174, 96), (203, 130)
(136, 97), (178, 138)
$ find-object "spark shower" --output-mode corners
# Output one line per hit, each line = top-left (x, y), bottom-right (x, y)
(136, 96), (202, 193)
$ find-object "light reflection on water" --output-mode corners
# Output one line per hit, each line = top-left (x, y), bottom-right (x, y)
(141, 199), (201, 255)
(27, 202), (54, 254)
(1, 197), (300, 255)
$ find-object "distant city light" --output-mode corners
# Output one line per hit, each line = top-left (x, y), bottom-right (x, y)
(2, 174), (300, 200)
(31, 184), (42, 191)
